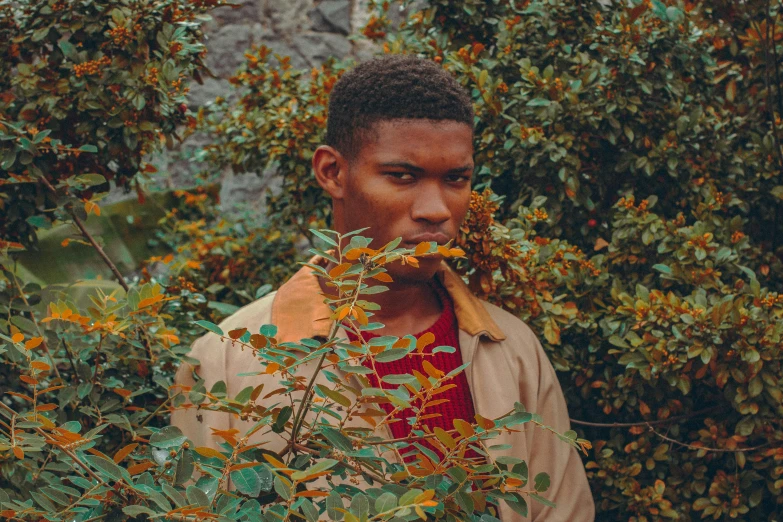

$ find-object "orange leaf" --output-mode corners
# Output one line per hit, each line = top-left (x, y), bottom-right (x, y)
(594, 238), (609, 251)
(263, 453), (286, 468)
(414, 242), (431, 256)
(371, 272), (393, 283)
(295, 490), (330, 498)
(437, 245), (451, 257)
(194, 447), (228, 461)
(416, 332), (435, 352)
(30, 360), (50, 371)
(422, 360), (443, 379)
(354, 306), (369, 326)
(329, 262), (352, 278)
(453, 419), (475, 438)
(265, 362), (280, 374)
(448, 247), (465, 257)
(405, 256), (419, 268)
(337, 306), (351, 321)
(13, 446), (24, 459)
(11, 333), (24, 343)
(128, 461), (156, 475)
(113, 443), (138, 463)
(36, 403), (58, 411)
(228, 328), (248, 340)
(475, 414), (494, 430)
(19, 375), (38, 385)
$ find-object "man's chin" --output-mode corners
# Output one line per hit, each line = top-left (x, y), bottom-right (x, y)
(384, 255), (443, 284)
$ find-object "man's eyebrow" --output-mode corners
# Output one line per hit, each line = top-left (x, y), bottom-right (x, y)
(378, 162), (474, 173)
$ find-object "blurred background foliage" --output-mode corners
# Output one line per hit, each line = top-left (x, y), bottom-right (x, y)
(2, 0), (783, 520)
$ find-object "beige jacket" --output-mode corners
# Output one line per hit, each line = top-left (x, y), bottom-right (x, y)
(172, 261), (595, 521)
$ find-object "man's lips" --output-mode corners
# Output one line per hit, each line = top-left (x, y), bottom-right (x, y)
(402, 233), (452, 248)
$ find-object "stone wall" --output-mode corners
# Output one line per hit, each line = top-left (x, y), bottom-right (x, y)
(191, 0), (372, 108)
(132, 0), (373, 214)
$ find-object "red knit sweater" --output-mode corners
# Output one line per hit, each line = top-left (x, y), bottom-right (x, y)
(347, 283), (476, 458)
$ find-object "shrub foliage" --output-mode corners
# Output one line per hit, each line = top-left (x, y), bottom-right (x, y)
(198, 0), (783, 519)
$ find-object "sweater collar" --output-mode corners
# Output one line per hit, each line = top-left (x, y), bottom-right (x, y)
(270, 257), (506, 344)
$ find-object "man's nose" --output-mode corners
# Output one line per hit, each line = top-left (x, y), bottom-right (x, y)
(411, 183), (450, 224)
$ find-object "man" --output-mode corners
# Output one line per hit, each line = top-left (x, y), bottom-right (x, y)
(173, 55), (595, 521)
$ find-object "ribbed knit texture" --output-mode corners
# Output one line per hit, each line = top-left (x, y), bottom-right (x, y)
(347, 282), (477, 458)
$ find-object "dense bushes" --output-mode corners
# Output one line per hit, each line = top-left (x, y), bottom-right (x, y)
(201, 0), (783, 519)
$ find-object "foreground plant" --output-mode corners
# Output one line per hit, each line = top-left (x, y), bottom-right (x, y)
(0, 230), (585, 521)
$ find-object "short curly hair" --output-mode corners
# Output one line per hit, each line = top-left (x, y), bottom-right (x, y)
(325, 55), (474, 158)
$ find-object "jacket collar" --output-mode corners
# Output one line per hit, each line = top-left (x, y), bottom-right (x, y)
(270, 257), (506, 343)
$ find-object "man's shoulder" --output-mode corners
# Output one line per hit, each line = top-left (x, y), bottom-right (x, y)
(216, 291), (278, 332)
(478, 299), (537, 342)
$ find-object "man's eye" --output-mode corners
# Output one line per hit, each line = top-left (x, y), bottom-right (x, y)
(447, 174), (471, 183)
(385, 172), (415, 181)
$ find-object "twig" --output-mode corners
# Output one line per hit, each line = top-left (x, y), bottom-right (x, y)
(0, 401), (104, 484)
(69, 212), (129, 292)
(647, 425), (776, 453)
(8, 264), (62, 379)
(38, 175), (128, 291)
(569, 405), (722, 428)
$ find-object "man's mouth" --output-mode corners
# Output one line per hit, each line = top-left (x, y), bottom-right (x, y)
(402, 233), (451, 249)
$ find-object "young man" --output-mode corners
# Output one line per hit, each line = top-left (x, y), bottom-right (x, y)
(173, 55), (595, 521)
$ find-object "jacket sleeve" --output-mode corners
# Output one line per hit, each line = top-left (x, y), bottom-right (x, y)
(527, 335), (595, 522)
(170, 333), (231, 450)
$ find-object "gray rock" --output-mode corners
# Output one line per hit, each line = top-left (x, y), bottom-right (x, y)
(210, 0), (262, 26)
(293, 32), (352, 66)
(262, 0), (312, 34)
(309, 0), (351, 35)
(187, 77), (233, 108)
(205, 23), (270, 77)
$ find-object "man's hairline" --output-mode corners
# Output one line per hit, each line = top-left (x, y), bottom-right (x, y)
(334, 116), (475, 163)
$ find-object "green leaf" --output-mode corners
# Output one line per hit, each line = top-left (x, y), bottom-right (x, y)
(381, 374), (418, 385)
(529, 493), (556, 508)
(534, 472), (550, 492)
(186, 485), (210, 506)
(310, 229), (338, 247)
(78, 144), (98, 153)
(291, 458), (338, 481)
(194, 320), (224, 336)
(375, 492), (397, 513)
(351, 493), (370, 519)
(123, 506), (156, 517)
(526, 98), (550, 107)
(320, 427), (353, 452)
(231, 467), (261, 496)
(327, 491), (344, 520)
(85, 455), (123, 480)
(150, 425), (187, 449)
(316, 384), (351, 408)
(374, 348), (410, 363)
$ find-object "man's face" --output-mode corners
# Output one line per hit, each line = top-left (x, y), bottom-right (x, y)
(340, 119), (474, 282)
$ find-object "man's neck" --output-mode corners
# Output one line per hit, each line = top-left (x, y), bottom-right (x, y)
(317, 267), (443, 337)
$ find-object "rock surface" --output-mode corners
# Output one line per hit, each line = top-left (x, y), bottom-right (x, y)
(107, 0), (376, 213)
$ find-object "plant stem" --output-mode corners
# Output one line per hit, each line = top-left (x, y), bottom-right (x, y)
(69, 211), (129, 292)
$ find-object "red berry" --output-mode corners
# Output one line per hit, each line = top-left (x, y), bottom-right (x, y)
(178, 103), (188, 113)
(587, 219), (598, 228)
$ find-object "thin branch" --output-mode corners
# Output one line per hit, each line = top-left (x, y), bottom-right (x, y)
(648, 425), (776, 453)
(0, 401), (104, 484)
(69, 211), (129, 292)
(569, 405), (723, 428)
(9, 263), (61, 379)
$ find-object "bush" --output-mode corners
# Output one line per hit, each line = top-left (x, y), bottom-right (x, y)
(200, 0), (783, 519)
(0, 2), (581, 521)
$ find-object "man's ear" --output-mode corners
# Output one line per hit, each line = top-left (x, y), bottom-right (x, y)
(313, 145), (347, 200)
